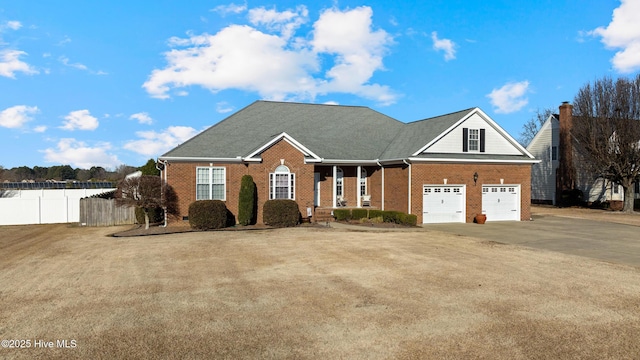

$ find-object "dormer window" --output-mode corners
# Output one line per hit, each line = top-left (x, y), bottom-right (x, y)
(462, 128), (485, 153)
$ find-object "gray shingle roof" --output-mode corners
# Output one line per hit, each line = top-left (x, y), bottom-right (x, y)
(161, 100), (532, 162)
(162, 101), (404, 160)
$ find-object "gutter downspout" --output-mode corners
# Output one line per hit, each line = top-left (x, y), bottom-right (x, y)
(403, 159), (411, 215)
(157, 159), (168, 227)
(376, 160), (384, 210)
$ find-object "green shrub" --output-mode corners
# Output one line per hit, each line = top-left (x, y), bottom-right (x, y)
(237, 175), (256, 225)
(351, 209), (368, 220)
(399, 213), (417, 226)
(382, 210), (402, 224)
(368, 209), (383, 219)
(263, 199), (301, 227)
(135, 206), (163, 224)
(188, 200), (230, 230)
(333, 209), (351, 221)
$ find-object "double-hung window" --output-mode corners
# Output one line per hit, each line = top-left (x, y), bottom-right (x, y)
(468, 129), (479, 151)
(359, 168), (367, 196)
(196, 167), (226, 200)
(336, 168), (344, 197)
(270, 165), (295, 200)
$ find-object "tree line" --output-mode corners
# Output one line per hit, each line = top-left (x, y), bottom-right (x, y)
(0, 159), (160, 182)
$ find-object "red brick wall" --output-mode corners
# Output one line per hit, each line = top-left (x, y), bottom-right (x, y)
(383, 164), (409, 213)
(410, 163), (532, 223)
(165, 139), (315, 225)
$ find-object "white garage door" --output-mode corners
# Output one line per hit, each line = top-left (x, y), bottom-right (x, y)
(423, 185), (465, 224)
(482, 185), (520, 221)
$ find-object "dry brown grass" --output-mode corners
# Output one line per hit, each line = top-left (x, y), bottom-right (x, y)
(1, 221), (639, 359)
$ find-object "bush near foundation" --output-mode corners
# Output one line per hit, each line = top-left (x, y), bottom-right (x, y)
(237, 175), (257, 225)
(263, 199), (301, 227)
(368, 209), (383, 219)
(188, 200), (230, 230)
(333, 209), (351, 221)
(351, 209), (368, 220)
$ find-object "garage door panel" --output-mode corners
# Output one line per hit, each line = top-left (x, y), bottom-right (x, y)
(423, 185), (465, 224)
(482, 185), (520, 221)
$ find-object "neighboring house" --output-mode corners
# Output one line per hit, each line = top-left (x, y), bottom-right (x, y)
(527, 102), (639, 205)
(159, 101), (538, 224)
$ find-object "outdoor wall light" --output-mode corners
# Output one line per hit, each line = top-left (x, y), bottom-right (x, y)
(473, 172), (479, 185)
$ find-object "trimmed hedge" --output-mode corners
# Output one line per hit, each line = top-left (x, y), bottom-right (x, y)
(263, 199), (301, 227)
(188, 200), (230, 230)
(368, 209), (383, 219)
(237, 175), (256, 225)
(334, 208), (417, 226)
(351, 209), (368, 220)
(333, 209), (351, 221)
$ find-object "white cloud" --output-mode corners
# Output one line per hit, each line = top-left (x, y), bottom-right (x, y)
(6, 21), (22, 30)
(248, 5), (308, 39)
(0, 105), (39, 128)
(590, 0), (640, 73)
(33, 125), (47, 133)
(59, 56), (87, 70)
(487, 81), (530, 114)
(43, 138), (120, 169)
(211, 2), (247, 16)
(143, 6), (397, 105)
(123, 126), (200, 157)
(312, 7), (395, 104)
(129, 112), (153, 124)
(216, 102), (234, 113)
(0, 49), (38, 78)
(431, 31), (457, 61)
(61, 109), (99, 131)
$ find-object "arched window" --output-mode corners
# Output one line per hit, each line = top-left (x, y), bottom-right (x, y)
(360, 168), (367, 196)
(336, 168), (344, 197)
(270, 165), (295, 199)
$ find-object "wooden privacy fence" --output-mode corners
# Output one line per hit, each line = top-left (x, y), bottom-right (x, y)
(79, 198), (136, 226)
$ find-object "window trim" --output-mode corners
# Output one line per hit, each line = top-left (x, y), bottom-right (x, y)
(336, 167), (344, 197)
(359, 168), (367, 196)
(196, 166), (226, 201)
(270, 165), (295, 200)
(468, 128), (480, 152)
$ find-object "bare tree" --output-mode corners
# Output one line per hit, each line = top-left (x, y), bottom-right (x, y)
(116, 175), (178, 229)
(519, 108), (555, 147)
(572, 74), (640, 212)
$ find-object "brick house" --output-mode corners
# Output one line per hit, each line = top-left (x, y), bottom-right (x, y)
(159, 101), (538, 224)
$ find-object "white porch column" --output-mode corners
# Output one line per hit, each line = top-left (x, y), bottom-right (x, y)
(332, 165), (337, 208)
(381, 166), (385, 210)
(356, 166), (362, 208)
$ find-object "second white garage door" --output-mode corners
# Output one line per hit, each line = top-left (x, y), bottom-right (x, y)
(423, 185), (466, 224)
(482, 185), (520, 221)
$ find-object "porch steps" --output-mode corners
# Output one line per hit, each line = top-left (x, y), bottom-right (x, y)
(314, 208), (335, 223)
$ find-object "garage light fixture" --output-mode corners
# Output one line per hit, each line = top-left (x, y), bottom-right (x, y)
(473, 172), (478, 185)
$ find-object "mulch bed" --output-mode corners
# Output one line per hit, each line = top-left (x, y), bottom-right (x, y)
(111, 222), (325, 237)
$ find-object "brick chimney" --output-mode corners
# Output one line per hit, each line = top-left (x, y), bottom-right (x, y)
(556, 101), (575, 205)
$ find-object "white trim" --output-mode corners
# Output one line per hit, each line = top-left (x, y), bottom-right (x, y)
(357, 166), (362, 208)
(159, 156), (243, 163)
(412, 108), (536, 159)
(320, 159), (381, 165)
(196, 166), (226, 201)
(332, 166), (337, 208)
(244, 132), (322, 162)
(408, 157), (541, 164)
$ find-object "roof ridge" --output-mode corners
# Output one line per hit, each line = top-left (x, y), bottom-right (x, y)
(407, 107), (476, 124)
(256, 100), (370, 109)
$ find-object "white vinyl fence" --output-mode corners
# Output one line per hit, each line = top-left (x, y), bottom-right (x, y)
(0, 188), (116, 226)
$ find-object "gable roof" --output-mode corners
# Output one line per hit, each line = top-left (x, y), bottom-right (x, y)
(162, 101), (404, 161)
(161, 100), (536, 163)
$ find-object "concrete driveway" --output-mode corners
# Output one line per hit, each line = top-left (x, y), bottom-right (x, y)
(424, 214), (640, 267)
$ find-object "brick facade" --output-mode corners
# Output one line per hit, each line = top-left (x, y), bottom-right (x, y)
(166, 148), (532, 225)
(409, 163), (532, 223)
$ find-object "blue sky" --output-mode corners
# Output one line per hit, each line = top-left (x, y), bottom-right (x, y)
(1, 0), (639, 170)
